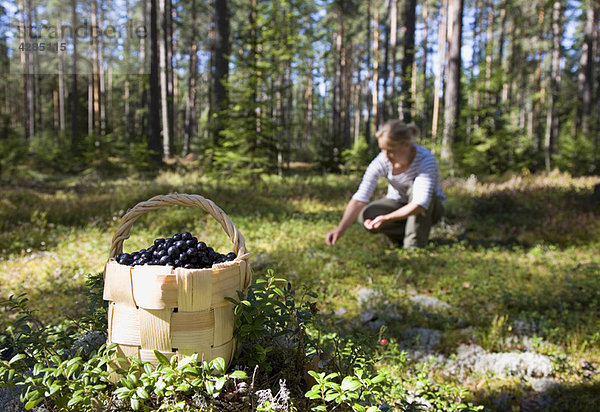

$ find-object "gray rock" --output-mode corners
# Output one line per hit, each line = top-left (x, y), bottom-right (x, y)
(69, 331), (107, 357)
(529, 378), (561, 393)
(360, 309), (378, 323)
(473, 352), (553, 378)
(401, 328), (441, 351)
(357, 287), (380, 308)
(409, 295), (452, 312)
(0, 387), (24, 412)
(453, 344), (553, 378)
(334, 307), (347, 316)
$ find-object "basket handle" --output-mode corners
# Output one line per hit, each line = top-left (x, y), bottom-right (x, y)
(109, 193), (247, 259)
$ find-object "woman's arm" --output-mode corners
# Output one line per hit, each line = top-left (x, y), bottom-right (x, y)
(325, 199), (367, 245)
(363, 201), (424, 230)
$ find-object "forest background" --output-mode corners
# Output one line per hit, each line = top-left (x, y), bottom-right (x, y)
(1, 1), (600, 410)
(1, 0), (599, 178)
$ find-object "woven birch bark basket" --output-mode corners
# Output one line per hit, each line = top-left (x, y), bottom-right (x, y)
(103, 193), (251, 372)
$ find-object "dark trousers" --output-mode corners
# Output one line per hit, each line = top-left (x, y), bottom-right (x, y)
(357, 192), (444, 248)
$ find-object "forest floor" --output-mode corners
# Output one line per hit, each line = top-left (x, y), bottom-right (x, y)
(1, 169), (599, 411)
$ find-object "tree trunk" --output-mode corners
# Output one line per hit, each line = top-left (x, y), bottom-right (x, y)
(137, 0), (149, 139)
(70, 0), (79, 148)
(159, 0), (170, 157)
(400, 0), (416, 122)
(365, 0), (372, 144)
(441, 0), (462, 169)
(212, 0), (230, 146)
(32, 5), (41, 132)
(91, 0), (99, 133)
(372, 4), (380, 133)
(184, 0), (198, 155)
(544, 1), (561, 173)
(57, 13), (65, 134)
(18, 0), (29, 140)
(166, 0), (175, 149)
(331, 7), (344, 158)
(532, 9), (545, 155)
(420, 0), (428, 138)
(382, 0), (391, 120)
(26, 0), (34, 139)
(494, 3), (507, 111)
(123, 0), (131, 140)
(149, 0), (162, 164)
(88, 77), (94, 136)
(99, 3), (106, 135)
(594, 4), (600, 170)
(484, 0), (493, 105)
(388, 0), (397, 119)
(343, 40), (352, 149)
(576, 0), (595, 138)
(431, 0), (447, 141)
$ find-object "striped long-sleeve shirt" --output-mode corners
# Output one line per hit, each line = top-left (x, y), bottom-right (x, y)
(351, 144), (446, 210)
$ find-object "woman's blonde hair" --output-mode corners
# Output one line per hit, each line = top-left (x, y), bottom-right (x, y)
(376, 120), (419, 146)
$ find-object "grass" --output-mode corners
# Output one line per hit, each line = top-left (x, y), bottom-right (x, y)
(1, 169), (599, 410)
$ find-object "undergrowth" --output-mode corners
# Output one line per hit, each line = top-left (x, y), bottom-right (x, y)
(0, 170), (599, 410)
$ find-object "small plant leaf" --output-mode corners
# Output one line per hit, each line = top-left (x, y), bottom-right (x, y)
(154, 350), (170, 366)
(229, 370), (247, 379)
(9, 353), (27, 365)
(136, 387), (149, 400)
(341, 376), (362, 392)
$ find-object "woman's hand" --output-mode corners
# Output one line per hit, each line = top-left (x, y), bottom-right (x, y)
(325, 228), (343, 245)
(364, 215), (389, 230)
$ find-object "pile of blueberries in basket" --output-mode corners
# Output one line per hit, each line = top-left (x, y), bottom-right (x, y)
(115, 232), (237, 269)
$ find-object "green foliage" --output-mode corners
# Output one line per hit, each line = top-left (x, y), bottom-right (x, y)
(107, 353), (247, 411)
(227, 269), (317, 380)
(341, 139), (375, 172)
(19, 345), (113, 411)
(0, 119), (28, 181)
(304, 369), (389, 412)
(0, 294), (77, 368)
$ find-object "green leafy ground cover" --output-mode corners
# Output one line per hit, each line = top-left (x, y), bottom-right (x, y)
(1, 170), (599, 411)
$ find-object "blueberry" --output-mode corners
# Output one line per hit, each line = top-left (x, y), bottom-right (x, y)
(226, 252), (237, 261)
(173, 259), (181, 267)
(154, 238), (165, 246)
(167, 246), (179, 257)
(186, 248), (197, 257)
(159, 255), (170, 265)
(181, 232), (192, 240)
(196, 242), (207, 251)
(191, 236), (198, 243)
(165, 239), (174, 248)
(183, 264), (193, 269)
(200, 256), (211, 267)
(141, 253), (151, 261)
(172, 233), (182, 241)
(175, 240), (186, 249)
(186, 239), (196, 248)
